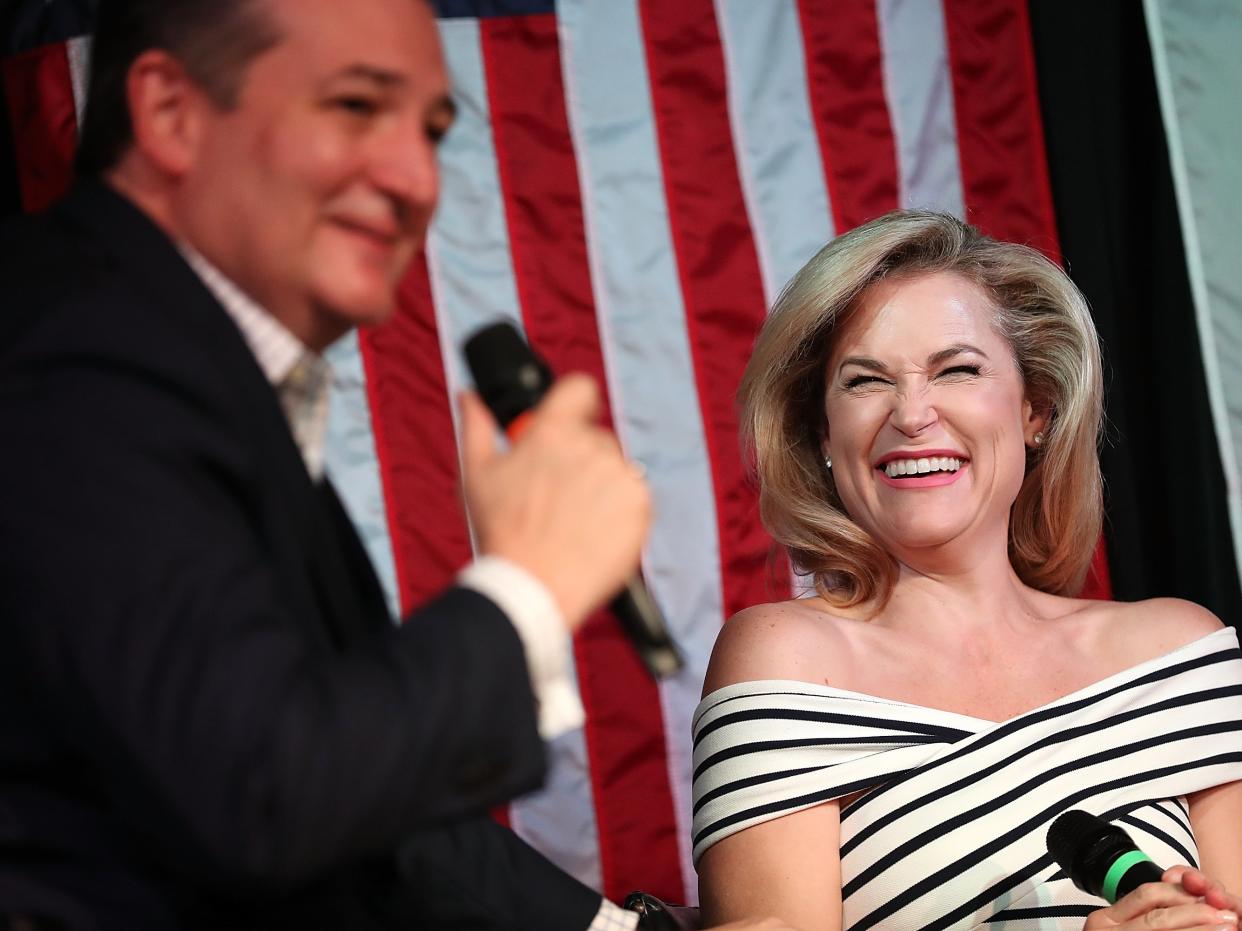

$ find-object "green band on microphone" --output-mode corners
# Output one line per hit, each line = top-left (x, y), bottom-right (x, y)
(1102, 850), (1155, 903)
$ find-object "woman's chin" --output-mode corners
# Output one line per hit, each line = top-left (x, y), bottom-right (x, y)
(875, 518), (973, 554)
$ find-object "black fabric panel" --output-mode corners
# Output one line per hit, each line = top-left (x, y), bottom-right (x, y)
(1028, 0), (1242, 622)
(0, 52), (20, 218)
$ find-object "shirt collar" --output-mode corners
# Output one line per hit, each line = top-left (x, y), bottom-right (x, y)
(178, 243), (307, 385)
(177, 243), (332, 481)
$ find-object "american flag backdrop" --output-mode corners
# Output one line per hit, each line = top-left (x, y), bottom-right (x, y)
(1, 0), (1117, 907)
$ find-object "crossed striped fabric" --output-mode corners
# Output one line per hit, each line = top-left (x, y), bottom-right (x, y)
(692, 627), (1242, 929)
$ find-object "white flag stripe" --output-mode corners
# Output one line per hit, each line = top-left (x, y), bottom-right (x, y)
(426, 17), (507, 539)
(714, 0), (835, 309)
(876, 0), (966, 216)
(427, 17), (517, 476)
(431, 17), (604, 890)
(514, 725), (604, 890)
(559, 0), (726, 899)
(324, 333), (402, 621)
(430, 19), (525, 357)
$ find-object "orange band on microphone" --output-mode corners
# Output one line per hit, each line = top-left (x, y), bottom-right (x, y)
(506, 410), (535, 441)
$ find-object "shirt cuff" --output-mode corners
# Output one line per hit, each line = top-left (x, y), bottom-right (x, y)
(588, 898), (641, 931)
(457, 556), (585, 739)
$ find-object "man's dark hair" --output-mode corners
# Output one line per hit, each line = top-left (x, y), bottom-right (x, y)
(75, 0), (283, 176)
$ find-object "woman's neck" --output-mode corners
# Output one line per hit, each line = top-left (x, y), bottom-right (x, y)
(877, 548), (1060, 641)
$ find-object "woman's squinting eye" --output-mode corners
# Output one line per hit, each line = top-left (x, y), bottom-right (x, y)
(844, 374), (887, 390)
(938, 364), (982, 378)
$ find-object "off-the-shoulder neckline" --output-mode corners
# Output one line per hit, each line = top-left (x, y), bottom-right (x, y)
(696, 626), (1238, 727)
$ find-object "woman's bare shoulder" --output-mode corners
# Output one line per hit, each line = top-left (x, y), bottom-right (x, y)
(702, 597), (862, 696)
(1111, 596), (1224, 638)
(1070, 595), (1226, 666)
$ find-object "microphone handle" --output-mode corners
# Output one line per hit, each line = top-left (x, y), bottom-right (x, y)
(613, 577), (684, 679)
(1104, 855), (1165, 903)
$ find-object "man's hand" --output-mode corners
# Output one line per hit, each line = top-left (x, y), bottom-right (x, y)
(461, 374), (651, 630)
(706, 921), (805, 930)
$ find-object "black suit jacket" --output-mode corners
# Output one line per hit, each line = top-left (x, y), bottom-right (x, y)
(0, 183), (602, 930)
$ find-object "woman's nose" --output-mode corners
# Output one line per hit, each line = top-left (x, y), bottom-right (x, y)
(889, 389), (938, 436)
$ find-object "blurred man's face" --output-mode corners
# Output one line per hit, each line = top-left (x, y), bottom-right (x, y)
(177, 0), (454, 349)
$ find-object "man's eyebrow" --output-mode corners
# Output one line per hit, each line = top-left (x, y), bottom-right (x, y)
(321, 69), (457, 126)
(328, 64), (407, 88)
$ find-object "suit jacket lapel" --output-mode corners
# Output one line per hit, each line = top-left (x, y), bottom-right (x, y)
(316, 480), (395, 636)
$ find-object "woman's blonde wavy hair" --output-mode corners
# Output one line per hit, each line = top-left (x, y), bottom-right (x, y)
(739, 210), (1103, 613)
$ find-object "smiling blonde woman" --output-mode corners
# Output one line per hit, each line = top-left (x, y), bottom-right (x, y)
(693, 212), (1242, 931)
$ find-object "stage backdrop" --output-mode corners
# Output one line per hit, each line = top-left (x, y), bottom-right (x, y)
(3, 0), (1238, 908)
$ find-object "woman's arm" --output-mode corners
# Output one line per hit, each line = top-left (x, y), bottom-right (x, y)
(697, 604), (851, 930)
(1190, 780), (1242, 899)
(699, 802), (842, 931)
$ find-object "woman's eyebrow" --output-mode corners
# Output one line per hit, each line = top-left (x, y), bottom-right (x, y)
(927, 343), (988, 366)
(836, 355), (888, 376)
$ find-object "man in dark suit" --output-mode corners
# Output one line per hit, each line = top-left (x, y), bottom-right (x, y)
(0, 0), (678, 928)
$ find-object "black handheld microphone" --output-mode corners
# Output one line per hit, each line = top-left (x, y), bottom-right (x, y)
(1047, 810), (1166, 903)
(463, 321), (684, 680)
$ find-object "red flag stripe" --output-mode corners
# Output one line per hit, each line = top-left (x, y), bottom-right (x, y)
(3, 42), (78, 213)
(360, 257), (475, 615)
(480, 13), (683, 901)
(941, 0), (1060, 257)
(481, 15), (614, 414)
(797, 0), (901, 231)
(1083, 539), (1112, 600)
(639, 0), (788, 621)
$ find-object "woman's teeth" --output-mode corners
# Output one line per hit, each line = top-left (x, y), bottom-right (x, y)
(882, 457), (964, 478)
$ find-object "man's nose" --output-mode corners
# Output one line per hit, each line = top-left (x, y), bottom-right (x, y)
(370, 120), (440, 220)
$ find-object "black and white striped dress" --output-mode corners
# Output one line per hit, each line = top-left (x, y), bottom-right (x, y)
(692, 627), (1242, 929)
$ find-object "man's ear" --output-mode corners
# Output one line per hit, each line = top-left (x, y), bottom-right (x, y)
(125, 50), (209, 177)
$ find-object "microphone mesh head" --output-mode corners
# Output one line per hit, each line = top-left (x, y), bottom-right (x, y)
(463, 322), (553, 428)
(1046, 809), (1106, 870)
